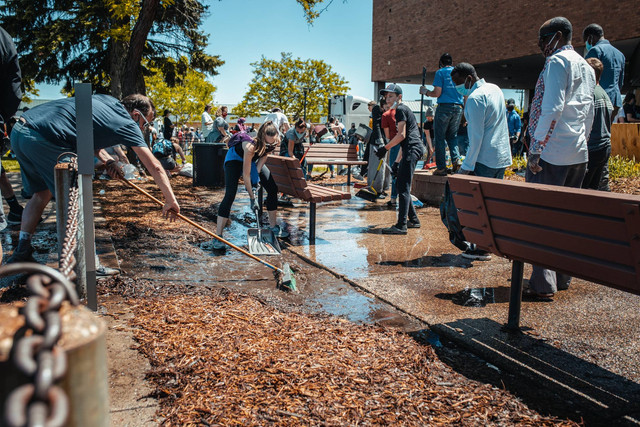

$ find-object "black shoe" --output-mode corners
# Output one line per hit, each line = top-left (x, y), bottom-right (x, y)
(433, 169), (448, 176)
(7, 210), (22, 225)
(461, 248), (491, 261)
(6, 246), (37, 264)
(386, 200), (397, 208)
(407, 219), (421, 229)
(381, 225), (407, 235)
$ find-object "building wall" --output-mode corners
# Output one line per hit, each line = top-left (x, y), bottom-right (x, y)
(372, 0), (640, 83)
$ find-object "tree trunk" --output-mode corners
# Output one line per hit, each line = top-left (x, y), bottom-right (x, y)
(121, 0), (160, 96)
(108, 38), (126, 99)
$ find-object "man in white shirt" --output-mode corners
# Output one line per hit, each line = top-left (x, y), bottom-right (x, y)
(201, 104), (214, 142)
(526, 16), (596, 298)
(449, 62), (512, 260)
(264, 107), (290, 137)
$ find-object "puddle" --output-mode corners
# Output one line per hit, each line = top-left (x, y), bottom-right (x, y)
(435, 287), (511, 307)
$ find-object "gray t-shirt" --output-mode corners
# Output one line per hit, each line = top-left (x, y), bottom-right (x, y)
(209, 117), (229, 142)
(22, 94), (147, 150)
(587, 84), (613, 152)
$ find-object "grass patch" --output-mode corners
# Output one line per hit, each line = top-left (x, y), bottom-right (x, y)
(1, 157), (20, 172)
(608, 155), (640, 181)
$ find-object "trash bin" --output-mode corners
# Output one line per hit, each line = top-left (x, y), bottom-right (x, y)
(193, 143), (228, 187)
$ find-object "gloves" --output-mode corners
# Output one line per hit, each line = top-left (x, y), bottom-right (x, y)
(375, 146), (388, 159)
(391, 162), (399, 177)
(250, 198), (259, 212)
(528, 154), (542, 175)
(419, 85), (428, 96)
(105, 160), (124, 179)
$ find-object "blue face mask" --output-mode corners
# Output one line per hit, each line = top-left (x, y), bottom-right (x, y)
(295, 130), (305, 139)
(586, 41), (593, 52)
(455, 78), (472, 97)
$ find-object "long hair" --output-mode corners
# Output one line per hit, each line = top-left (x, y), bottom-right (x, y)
(255, 121), (278, 157)
(215, 106), (227, 117)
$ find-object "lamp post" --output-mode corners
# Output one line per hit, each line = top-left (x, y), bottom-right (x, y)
(302, 87), (309, 121)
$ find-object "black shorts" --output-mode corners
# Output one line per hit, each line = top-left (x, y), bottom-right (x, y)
(159, 156), (177, 171)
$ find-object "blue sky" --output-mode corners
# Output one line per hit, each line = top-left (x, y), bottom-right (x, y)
(36, 0), (519, 106)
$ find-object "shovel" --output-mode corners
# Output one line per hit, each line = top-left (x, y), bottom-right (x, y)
(247, 208), (281, 256)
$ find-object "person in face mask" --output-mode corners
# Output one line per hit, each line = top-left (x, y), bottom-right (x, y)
(583, 24), (625, 119)
(210, 105), (230, 144)
(281, 118), (310, 178)
(448, 63), (512, 261)
(525, 17), (596, 300)
(505, 99), (522, 156)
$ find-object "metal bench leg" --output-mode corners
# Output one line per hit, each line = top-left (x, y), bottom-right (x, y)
(507, 260), (524, 331)
(309, 202), (316, 244)
(347, 165), (351, 187)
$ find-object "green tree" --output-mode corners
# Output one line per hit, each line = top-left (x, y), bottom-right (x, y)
(0, 0), (222, 97)
(146, 58), (216, 124)
(233, 53), (349, 123)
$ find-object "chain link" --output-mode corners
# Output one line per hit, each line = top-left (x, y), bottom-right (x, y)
(3, 155), (81, 427)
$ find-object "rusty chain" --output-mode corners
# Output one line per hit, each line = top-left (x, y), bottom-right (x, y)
(3, 154), (80, 427)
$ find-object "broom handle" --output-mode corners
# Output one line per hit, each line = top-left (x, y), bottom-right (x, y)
(120, 178), (282, 273)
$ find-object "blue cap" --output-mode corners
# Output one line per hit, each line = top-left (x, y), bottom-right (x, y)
(379, 83), (402, 95)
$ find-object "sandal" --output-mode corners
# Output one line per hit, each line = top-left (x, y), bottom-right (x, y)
(522, 287), (554, 300)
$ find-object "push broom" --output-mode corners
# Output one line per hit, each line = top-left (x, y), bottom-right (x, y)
(121, 177), (297, 291)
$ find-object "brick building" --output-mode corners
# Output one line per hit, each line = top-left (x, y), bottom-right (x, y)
(371, 0), (640, 105)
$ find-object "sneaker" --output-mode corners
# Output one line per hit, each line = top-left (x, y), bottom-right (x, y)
(5, 246), (37, 264)
(433, 169), (448, 176)
(212, 239), (226, 250)
(381, 225), (407, 235)
(353, 174), (364, 181)
(0, 214), (6, 232)
(7, 210), (22, 225)
(452, 162), (461, 174)
(386, 199), (397, 208)
(407, 219), (421, 229)
(271, 225), (289, 238)
(96, 265), (120, 277)
(461, 248), (492, 261)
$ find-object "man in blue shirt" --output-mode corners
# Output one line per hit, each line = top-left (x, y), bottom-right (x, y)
(505, 98), (522, 156)
(7, 94), (181, 264)
(583, 24), (625, 117)
(420, 53), (464, 176)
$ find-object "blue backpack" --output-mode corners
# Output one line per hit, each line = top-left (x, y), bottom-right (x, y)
(152, 138), (173, 158)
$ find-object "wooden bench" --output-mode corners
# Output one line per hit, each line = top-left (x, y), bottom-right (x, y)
(448, 175), (640, 330)
(304, 143), (367, 186)
(265, 155), (351, 243)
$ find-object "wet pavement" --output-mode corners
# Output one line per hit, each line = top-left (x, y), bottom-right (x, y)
(3, 170), (640, 425)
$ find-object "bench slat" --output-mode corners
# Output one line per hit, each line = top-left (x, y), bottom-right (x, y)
(495, 237), (639, 295)
(454, 194), (629, 243)
(458, 212), (635, 266)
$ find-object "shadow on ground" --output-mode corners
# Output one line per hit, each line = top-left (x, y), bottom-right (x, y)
(430, 317), (640, 426)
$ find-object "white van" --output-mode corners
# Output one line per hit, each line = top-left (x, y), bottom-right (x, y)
(327, 95), (372, 129)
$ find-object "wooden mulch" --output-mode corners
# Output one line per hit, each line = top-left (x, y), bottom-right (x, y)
(126, 289), (577, 426)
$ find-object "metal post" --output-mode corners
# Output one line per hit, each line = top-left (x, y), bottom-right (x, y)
(347, 165), (351, 187)
(75, 83), (97, 311)
(303, 88), (308, 122)
(507, 260), (524, 330)
(309, 202), (316, 243)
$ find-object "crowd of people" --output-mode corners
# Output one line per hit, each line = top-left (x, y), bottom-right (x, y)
(0, 15), (635, 290)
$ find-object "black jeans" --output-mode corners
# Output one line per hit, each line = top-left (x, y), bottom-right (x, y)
(396, 147), (422, 228)
(218, 161), (278, 218)
(582, 146), (611, 190)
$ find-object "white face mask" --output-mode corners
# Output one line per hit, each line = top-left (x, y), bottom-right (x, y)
(543, 33), (559, 57)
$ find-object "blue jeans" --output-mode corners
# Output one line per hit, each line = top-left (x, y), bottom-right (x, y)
(320, 139), (336, 173)
(434, 103), (463, 170)
(389, 145), (401, 199)
(455, 132), (469, 156)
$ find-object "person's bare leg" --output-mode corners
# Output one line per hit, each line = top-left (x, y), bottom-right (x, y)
(267, 210), (277, 228)
(0, 172), (15, 198)
(216, 216), (227, 236)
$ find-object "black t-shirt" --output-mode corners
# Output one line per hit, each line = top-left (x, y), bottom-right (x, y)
(163, 116), (173, 139)
(423, 120), (434, 140)
(623, 104), (639, 123)
(395, 103), (423, 153)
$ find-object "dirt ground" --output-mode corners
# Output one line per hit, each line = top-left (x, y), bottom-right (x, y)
(89, 172), (639, 426)
(2, 168), (639, 426)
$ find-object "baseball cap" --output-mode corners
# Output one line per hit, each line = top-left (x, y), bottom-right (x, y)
(379, 83), (402, 96)
(506, 98), (516, 106)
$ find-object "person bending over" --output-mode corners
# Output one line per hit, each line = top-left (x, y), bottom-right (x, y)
(211, 121), (288, 251)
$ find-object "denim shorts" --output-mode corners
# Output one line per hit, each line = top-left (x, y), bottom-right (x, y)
(11, 121), (73, 196)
